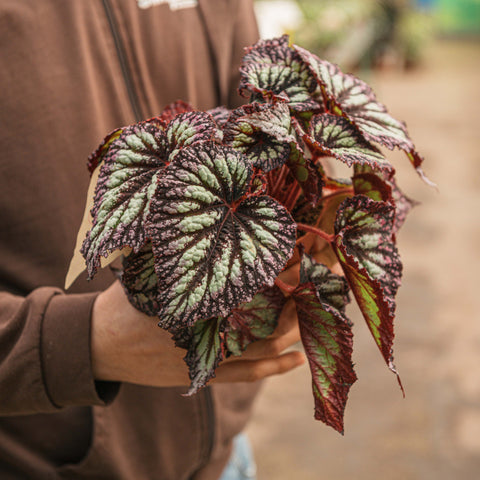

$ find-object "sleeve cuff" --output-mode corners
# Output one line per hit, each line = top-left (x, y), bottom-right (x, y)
(41, 292), (120, 408)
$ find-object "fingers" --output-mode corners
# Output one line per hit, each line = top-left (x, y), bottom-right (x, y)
(238, 322), (301, 360)
(214, 351), (305, 384)
(270, 297), (297, 337)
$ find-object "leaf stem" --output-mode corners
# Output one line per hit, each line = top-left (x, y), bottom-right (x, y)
(321, 187), (353, 202)
(275, 277), (296, 295)
(296, 223), (334, 243)
(284, 182), (302, 211)
(271, 164), (289, 197)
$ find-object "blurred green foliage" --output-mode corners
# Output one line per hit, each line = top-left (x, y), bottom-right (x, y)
(291, 0), (433, 70)
(435, 0), (480, 35)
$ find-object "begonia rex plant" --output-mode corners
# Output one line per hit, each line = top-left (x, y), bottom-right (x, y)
(67, 36), (431, 433)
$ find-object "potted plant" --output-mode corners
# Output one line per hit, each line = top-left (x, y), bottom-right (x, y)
(67, 35), (432, 433)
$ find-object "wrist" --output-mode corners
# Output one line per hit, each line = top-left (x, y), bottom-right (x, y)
(91, 282), (130, 382)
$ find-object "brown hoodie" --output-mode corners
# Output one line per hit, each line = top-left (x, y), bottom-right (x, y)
(0, 1), (260, 478)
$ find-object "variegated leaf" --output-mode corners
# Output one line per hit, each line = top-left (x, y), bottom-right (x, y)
(353, 165), (418, 233)
(171, 324), (194, 350)
(293, 44), (433, 185)
(293, 252), (355, 433)
(82, 120), (169, 278)
(299, 251), (351, 312)
(225, 286), (286, 356)
(291, 195), (323, 229)
(239, 36), (322, 113)
(241, 35), (295, 66)
(287, 143), (322, 204)
(240, 102), (294, 143)
(223, 102), (295, 172)
(166, 111), (217, 160)
(306, 114), (391, 171)
(184, 317), (224, 395)
(353, 172), (393, 203)
(294, 46), (411, 147)
(207, 106), (231, 128)
(333, 195), (403, 383)
(267, 117), (322, 205)
(121, 242), (161, 316)
(147, 143), (297, 328)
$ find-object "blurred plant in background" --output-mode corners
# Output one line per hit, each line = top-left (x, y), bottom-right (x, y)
(255, 0), (435, 70)
(435, 0), (480, 36)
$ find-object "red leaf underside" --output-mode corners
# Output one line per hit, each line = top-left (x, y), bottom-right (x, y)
(158, 100), (194, 124)
(87, 127), (124, 174)
(292, 252), (355, 432)
(294, 282), (356, 433)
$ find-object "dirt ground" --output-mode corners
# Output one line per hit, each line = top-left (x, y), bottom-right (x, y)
(245, 39), (480, 480)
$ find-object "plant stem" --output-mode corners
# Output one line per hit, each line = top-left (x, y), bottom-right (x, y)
(284, 182), (302, 211)
(320, 187), (353, 202)
(266, 170), (275, 192)
(296, 223), (334, 243)
(271, 165), (289, 197)
(274, 277), (296, 295)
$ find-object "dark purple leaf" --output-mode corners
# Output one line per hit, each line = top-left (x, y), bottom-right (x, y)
(184, 317), (224, 395)
(171, 324), (194, 350)
(239, 36), (323, 113)
(146, 143), (297, 328)
(82, 120), (169, 278)
(305, 114), (391, 171)
(223, 102), (295, 172)
(333, 196), (403, 385)
(293, 252), (355, 433)
(287, 143), (322, 205)
(121, 242), (161, 316)
(353, 172), (393, 203)
(207, 106), (232, 128)
(291, 195), (323, 228)
(225, 286), (286, 356)
(299, 251), (351, 312)
(353, 165), (418, 233)
(166, 111), (218, 160)
(293, 44), (433, 185)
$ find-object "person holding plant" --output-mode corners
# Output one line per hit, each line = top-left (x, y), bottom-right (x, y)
(0, 1), (304, 479)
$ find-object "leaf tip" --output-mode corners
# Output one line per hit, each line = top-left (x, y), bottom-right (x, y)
(388, 359), (405, 398)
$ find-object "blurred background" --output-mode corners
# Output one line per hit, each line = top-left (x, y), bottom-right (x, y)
(246, 1), (480, 478)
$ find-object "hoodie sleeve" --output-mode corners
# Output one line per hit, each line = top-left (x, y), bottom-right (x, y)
(0, 288), (119, 415)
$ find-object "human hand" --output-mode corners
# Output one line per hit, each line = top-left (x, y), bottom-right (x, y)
(91, 281), (304, 388)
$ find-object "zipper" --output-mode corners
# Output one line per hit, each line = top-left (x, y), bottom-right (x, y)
(101, 0), (216, 473)
(202, 386), (215, 464)
(188, 386), (215, 479)
(102, 0), (143, 122)
(196, 3), (222, 107)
